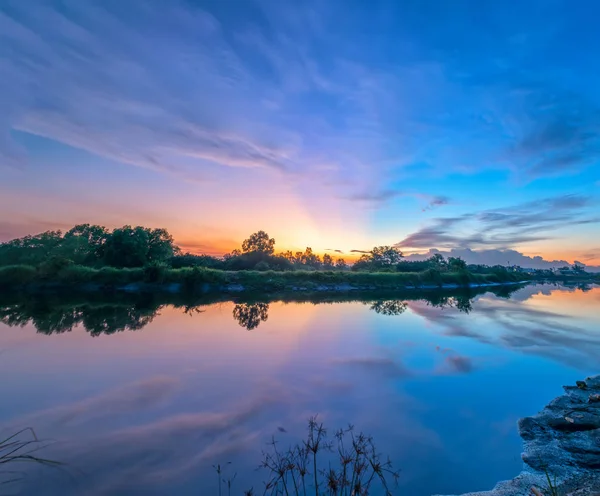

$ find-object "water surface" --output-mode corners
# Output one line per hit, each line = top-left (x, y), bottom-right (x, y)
(1, 284), (598, 495)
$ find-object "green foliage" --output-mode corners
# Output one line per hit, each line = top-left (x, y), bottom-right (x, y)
(0, 265), (37, 286)
(170, 253), (225, 270)
(242, 231), (275, 254)
(254, 261), (270, 271)
(0, 230), (63, 266)
(370, 245), (403, 268)
(143, 262), (169, 283)
(60, 224), (109, 265)
(224, 252), (293, 271)
(448, 257), (468, 272)
(102, 226), (177, 267)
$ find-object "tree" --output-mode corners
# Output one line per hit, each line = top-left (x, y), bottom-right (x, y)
(448, 257), (467, 272)
(322, 253), (334, 269)
(242, 231), (275, 254)
(352, 254), (372, 271)
(428, 253), (447, 271)
(102, 226), (178, 267)
(300, 247), (321, 268)
(572, 263), (586, 274)
(61, 224), (109, 265)
(335, 258), (347, 270)
(0, 230), (63, 266)
(370, 246), (403, 268)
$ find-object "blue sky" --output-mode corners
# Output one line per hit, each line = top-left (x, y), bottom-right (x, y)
(1, 0), (599, 264)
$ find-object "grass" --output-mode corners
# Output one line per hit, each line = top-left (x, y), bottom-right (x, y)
(0, 428), (61, 487)
(0, 263), (529, 293)
(215, 417), (399, 496)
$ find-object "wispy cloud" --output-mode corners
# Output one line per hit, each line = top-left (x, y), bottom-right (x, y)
(398, 194), (600, 250)
(333, 357), (411, 379)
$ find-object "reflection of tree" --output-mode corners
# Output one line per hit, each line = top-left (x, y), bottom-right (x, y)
(81, 306), (157, 336)
(0, 297), (160, 336)
(369, 300), (408, 316)
(427, 294), (473, 314)
(232, 303), (269, 330)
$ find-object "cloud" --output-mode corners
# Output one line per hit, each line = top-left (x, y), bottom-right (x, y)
(325, 248), (344, 253)
(501, 85), (600, 178)
(398, 194), (600, 250)
(20, 376), (180, 427)
(403, 247), (598, 270)
(422, 196), (449, 211)
(344, 189), (403, 207)
(0, 0), (453, 193)
(333, 357), (411, 379)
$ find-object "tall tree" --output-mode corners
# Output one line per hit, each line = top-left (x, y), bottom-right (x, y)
(242, 231), (275, 254)
(335, 258), (348, 269)
(322, 253), (334, 268)
(370, 246), (403, 268)
(102, 226), (177, 267)
(61, 224), (109, 265)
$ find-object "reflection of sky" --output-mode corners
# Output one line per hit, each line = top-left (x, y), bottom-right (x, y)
(0, 285), (598, 495)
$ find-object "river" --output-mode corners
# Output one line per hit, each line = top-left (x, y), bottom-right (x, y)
(0, 283), (598, 495)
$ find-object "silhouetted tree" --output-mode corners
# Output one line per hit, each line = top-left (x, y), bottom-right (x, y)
(335, 258), (347, 269)
(242, 231), (275, 255)
(232, 303), (269, 330)
(322, 253), (334, 269)
(300, 247), (321, 268)
(102, 226), (178, 267)
(370, 246), (403, 268)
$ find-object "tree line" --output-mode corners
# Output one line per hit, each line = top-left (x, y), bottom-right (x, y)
(0, 225), (586, 278)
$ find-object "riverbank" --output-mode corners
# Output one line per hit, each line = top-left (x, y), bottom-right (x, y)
(441, 376), (600, 496)
(0, 264), (533, 294)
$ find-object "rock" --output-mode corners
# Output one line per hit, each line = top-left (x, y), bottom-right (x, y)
(436, 376), (600, 496)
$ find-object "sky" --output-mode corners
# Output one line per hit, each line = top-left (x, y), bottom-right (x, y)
(1, 0), (599, 266)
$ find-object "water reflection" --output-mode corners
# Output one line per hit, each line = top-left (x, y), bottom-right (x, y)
(368, 300), (408, 315)
(0, 284), (598, 496)
(232, 303), (269, 330)
(0, 286), (517, 335)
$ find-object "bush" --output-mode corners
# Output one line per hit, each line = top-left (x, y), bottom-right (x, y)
(0, 265), (36, 286)
(143, 263), (168, 283)
(420, 268), (443, 286)
(37, 256), (74, 278)
(254, 261), (270, 271)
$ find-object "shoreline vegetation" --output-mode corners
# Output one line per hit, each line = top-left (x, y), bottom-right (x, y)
(0, 225), (598, 293)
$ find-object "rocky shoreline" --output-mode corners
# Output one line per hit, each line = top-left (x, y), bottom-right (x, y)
(440, 376), (600, 496)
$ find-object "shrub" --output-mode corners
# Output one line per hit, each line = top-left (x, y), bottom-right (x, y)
(143, 263), (168, 283)
(254, 261), (270, 271)
(0, 265), (36, 286)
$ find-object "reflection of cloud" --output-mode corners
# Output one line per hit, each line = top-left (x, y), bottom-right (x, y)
(333, 357), (411, 379)
(442, 355), (474, 374)
(23, 392), (282, 495)
(409, 291), (600, 369)
(21, 377), (180, 427)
